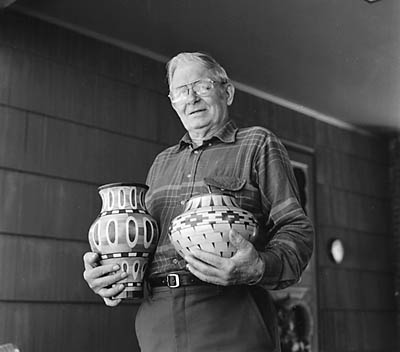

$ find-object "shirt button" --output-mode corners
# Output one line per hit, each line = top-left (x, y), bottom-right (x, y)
(194, 150), (199, 154)
(180, 200), (185, 205)
(208, 143), (212, 147)
(172, 258), (179, 265)
(187, 174), (191, 178)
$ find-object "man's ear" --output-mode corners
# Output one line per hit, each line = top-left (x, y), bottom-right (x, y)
(225, 83), (235, 106)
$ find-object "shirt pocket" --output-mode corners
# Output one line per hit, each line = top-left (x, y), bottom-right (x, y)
(203, 176), (246, 195)
(204, 176), (263, 224)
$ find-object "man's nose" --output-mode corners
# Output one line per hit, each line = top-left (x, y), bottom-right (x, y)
(186, 87), (200, 103)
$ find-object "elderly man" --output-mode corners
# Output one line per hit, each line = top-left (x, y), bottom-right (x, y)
(83, 52), (314, 352)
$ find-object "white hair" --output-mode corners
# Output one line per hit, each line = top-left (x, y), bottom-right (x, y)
(166, 52), (230, 87)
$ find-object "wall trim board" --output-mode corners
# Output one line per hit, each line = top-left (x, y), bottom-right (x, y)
(282, 138), (315, 155)
(11, 6), (374, 137)
(10, 6), (168, 63)
(0, 230), (88, 244)
(233, 82), (373, 137)
(0, 165), (99, 187)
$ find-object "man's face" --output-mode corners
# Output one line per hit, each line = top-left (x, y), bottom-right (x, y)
(169, 62), (234, 139)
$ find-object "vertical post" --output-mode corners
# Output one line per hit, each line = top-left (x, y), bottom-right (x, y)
(390, 134), (400, 350)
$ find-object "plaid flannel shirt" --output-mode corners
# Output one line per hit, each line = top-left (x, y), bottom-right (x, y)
(145, 120), (314, 290)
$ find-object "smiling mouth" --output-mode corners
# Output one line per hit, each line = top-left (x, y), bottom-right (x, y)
(189, 109), (206, 115)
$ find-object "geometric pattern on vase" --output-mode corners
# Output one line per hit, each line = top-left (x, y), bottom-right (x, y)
(88, 183), (159, 299)
(169, 193), (258, 258)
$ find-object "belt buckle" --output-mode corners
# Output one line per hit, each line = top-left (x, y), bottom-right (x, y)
(166, 273), (180, 288)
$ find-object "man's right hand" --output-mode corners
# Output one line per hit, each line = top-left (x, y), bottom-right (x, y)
(82, 252), (127, 307)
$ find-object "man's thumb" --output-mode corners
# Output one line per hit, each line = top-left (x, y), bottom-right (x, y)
(229, 229), (248, 249)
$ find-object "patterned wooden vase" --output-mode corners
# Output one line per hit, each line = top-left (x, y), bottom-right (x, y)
(88, 183), (159, 299)
(169, 193), (258, 258)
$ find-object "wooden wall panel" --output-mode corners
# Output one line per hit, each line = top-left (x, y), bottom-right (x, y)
(319, 268), (394, 310)
(0, 169), (97, 239)
(318, 226), (392, 272)
(3, 45), (182, 149)
(155, 97), (186, 146)
(0, 302), (140, 352)
(0, 11), (172, 352)
(0, 46), (12, 102)
(93, 76), (158, 139)
(0, 168), (164, 241)
(232, 90), (315, 147)
(5, 50), (138, 137)
(27, 114), (160, 183)
(231, 90), (277, 128)
(316, 148), (389, 197)
(319, 310), (362, 352)
(315, 121), (393, 351)
(0, 234), (94, 302)
(319, 311), (396, 352)
(316, 184), (390, 233)
(273, 106), (315, 147)
(360, 311), (397, 351)
(0, 106), (27, 167)
(0, 11), (165, 95)
(315, 120), (388, 163)
(0, 107), (163, 183)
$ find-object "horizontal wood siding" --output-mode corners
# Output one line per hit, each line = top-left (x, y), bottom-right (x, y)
(0, 234), (94, 302)
(314, 121), (394, 351)
(0, 302), (140, 351)
(0, 10), (182, 352)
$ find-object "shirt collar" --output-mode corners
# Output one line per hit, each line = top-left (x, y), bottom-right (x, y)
(174, 120), (238, 152)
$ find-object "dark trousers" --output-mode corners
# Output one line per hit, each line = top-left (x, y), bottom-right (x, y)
(135, 284), (280, 352)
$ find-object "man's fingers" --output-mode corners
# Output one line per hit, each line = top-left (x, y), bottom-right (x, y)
(186, 261), (230, 286)
(101, 284), (125, 307)
(82, 252), (126, 307)
(83, 252), (99, 270)
(98, 282), (125, 299)
(89, 269), (127, 290)
(187, 248), (224, 267)
(83, 263), (119, 281)
(185, 253), (233, 285)
(96, 264), (121, 277)
(185, 254), (218, 275)
(184, 236), (262, 286)
(103, 297), (122, 307)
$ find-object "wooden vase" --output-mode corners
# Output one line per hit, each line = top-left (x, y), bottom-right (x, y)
(88, 183), (159, 299)
(169, 193), (258, 258)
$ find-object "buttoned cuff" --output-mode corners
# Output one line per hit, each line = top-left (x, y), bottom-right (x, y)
(248, 253), (266, 286)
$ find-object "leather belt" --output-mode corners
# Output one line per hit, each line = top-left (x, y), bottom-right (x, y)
(148, 272), (210, 289)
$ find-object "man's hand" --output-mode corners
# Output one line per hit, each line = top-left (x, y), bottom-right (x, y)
(82, 252), (127, 307)
(184, 229), (265, 286)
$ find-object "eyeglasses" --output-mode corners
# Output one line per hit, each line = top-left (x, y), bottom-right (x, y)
(168, 78), (225, 104)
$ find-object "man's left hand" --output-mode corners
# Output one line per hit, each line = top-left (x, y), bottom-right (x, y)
(184, 229), (265, 286)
